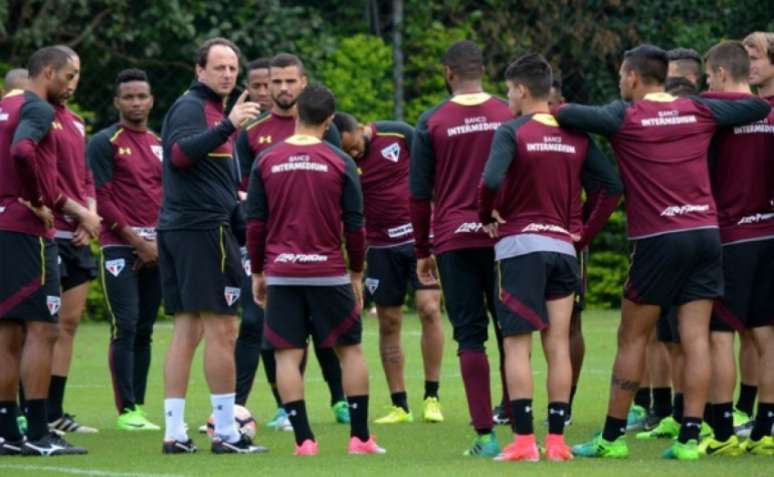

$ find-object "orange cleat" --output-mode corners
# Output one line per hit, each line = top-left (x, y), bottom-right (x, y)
(544, 434), (573, 461)
(494, 434), (539, 462)
(294, 439), (318, 456)
(348, 436), (386, 455)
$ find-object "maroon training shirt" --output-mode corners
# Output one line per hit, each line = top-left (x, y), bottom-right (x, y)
(52, 105), (94, 236)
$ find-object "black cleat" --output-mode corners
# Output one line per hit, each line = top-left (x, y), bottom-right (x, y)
(0, 437), (25, 456)
(162, 438), (197, 454)
(211, 433), (268, 454)
(22, 432), (87, 456)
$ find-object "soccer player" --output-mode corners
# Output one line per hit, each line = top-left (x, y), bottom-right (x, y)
(698, 40), (774, 457)
(3, 69), (29, 96)
(87, 68), (163, 431)
(235, 53), (349, 429)
(158, 37), (265, 454)
(479, 53), (622, 462)
(245, 58), (272, 111)
(409, 40), (513, 456)
(0, 46), (91, 456)
(333, 111), (445, 424)
(44, 45), (101, 434)
(667, 48), (703, 88)
(557, 44), (770, 460)
(245, 84), (385, 456)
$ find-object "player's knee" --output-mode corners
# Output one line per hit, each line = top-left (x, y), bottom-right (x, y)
(616, 324), (647, 350)
(28, 322), (59, 347)
(416, 299), (441, 322)
(378, 314), (401, 336)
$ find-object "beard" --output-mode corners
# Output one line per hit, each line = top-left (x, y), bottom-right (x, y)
(273, 93), (297, 110)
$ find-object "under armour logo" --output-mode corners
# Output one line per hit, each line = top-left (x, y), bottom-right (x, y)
(768, 411), (774, 418)
(51, 121), (63, 130)
(549, 409), (565, 416)
(724, 412), (732, 418)
(0, 408), (7, 414)
(288, 410), (297, 416)
(167, 411), (172, 417)
(686, 422), (701, 428)
(259, 135), (272, 144)
(350, 403), (358, 410)
(217, 405), (223, 411)
(118, 147), (132, 155)
(524, 406), (532, 413)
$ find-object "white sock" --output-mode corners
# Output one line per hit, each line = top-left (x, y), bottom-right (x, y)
(211, 393), (240, 443)
(164, 398), (187, 442)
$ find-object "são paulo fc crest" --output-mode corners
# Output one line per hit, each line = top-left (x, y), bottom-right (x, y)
(224, 286), (241, 306)
(380, 143), (401, 163)
(46, 296), (61, 316)
(105, 258), (125, 277)
(151, 145), (164, 162)
(365, 278), (380, 295)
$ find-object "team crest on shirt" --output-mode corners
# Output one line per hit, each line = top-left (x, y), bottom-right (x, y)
(380, 143), (401, 163)
(46, 296), (61, 316)
(72, 121), (85, 137)
(151, 145), (164, 162)
(224, 286), (241, 306)
(105, 258), (125, 277)
(365, 278), (380, 295)
(242, 257), (251, 276)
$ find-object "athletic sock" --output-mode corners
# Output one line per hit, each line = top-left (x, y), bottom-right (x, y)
(548, 402), (570, 435)
(46, 375), (67, 421)
(602, 415), (627, 442)
(509, 399), (533, 435)
(424, 380), (439, 400)
(459, 350), (493, 434)
(677, 417), (702, 443)
(0, 401), (23, 441)
(703, 402), (714, 431)
(712, 402), (734, 441)
(673, 393), (684, 423)
(347, 395), (370, 441)
(284, 400), (314, 445)
(211, 393), (240, 443)
(163, 398), (187, 442)
(750, 402), (774, 441)
(634, 387), (651, 410)
(736, 383), (757, 417)
(390, 391), (409, 412)
(25, 399), (48, 441)
(270, 385), (283, 409)
(652, 387), (672, 418)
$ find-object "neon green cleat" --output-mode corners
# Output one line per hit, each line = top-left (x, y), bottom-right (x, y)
(662, 439), (700, 460)
(732, 409), (753, 437)
(17, 415), (27, 434)
(374, 406), (413, 424)
(741, 435), (774, 456)
(463, 431), (500, 457)
(700, 421), (713, 439)
(332, 400), (350, 424)
(117, 408), (160, 431)
(422, 397), (444, 423)
(699, 435), (744, 456)
(636, 416), (680, 440)
(626, 405), (648, 431)
(572, 433), (629, 459)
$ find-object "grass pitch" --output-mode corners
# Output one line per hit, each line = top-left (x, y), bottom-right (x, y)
(0, 310), (770, 476)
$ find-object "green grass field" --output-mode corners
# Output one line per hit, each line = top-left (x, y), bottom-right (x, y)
(0, 310), (770, 477)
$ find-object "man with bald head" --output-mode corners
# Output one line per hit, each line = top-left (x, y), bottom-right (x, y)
(3, 69), (29, 96)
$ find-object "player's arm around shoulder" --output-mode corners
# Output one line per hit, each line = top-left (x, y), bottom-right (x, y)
(555, 100), (627, 137)
(693, 92), (772, 127)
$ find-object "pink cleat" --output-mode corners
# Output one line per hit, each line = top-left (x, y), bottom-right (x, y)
(494, 434), (540, 462)
(348, 436), (386, 455)
(294, 439), (318, 456)
(544, 434), (573, 461)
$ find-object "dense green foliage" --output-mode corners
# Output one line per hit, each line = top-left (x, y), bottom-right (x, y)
(2, 1), (772, 313)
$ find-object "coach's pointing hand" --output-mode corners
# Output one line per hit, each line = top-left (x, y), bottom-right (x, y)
(416, 256), (439, 286)
(252, 272), (266, 306)
(228, 101), (261, 128)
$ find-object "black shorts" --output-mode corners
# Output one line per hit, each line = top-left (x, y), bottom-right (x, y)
(436, 248), (499, 351)
(711, 239), (774, 332)
(496, 252), (579, 335)
(365, 243), (439, 307)
(574, 248), (589, 312)
(657, 307), (680, 344)
(262, 285), (361, 350)
(158, 226), (242, 315)
(0, 231), (60, 323)
(100, 247), (162, 340)
(624, 229), (723, 308)
(56, 238), (97, 292)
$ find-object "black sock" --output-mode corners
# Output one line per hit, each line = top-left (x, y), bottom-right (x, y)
(634, 387), (651, 410)
(284, 400), (314, 445)
(509, 399), (533, 435)
(270, 385), (282, 409)
(703, 402), (714, 431)
(750, 402), (774, 441)
(424, 380), (439, 399)
(348, 395), (369, 441)
(712, 402), (734, 441)
(0, 401), (23, 441)
(736, 383), (757, 417)
(673, 393), (684, 423)
(25, 399), (48, 441)
(390, 391), (409, 412)
(602, 415), (627, 441)
(46, 375), (67, 421)
(548, 402), (570, 435)
(677, 417), (702, 443)
(652, 387), (672, 418)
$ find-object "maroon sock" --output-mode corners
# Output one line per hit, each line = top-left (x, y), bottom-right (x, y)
(459, 350), (493, 433)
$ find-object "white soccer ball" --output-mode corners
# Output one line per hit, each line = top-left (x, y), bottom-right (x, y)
(206, 404), (257, 440)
